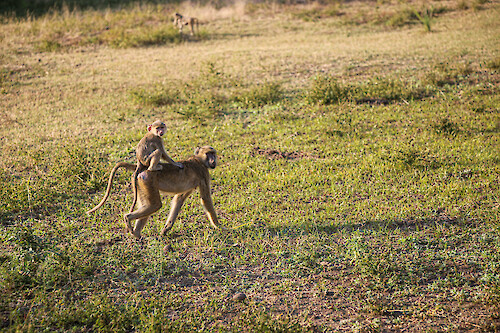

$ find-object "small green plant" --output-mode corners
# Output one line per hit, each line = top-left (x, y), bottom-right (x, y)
(307, 74), (347, 105)
(292, 8), (323, 22)
(129, 63), (237, 120)
(192, 61), (237, 90)
(413, 6), (434, 32)
(384, 144), (442, 170)
(237, 82), (283, 108)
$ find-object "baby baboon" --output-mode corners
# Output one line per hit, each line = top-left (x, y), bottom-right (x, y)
(86, 146), (224, 239)
(173, 12), (199, 36)
(136, 120), (182, 172)
(129, 120), (183, 223)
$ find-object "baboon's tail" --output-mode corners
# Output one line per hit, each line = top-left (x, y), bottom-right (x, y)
(129, 163), (145, 213)
(86, 162), (136, 214)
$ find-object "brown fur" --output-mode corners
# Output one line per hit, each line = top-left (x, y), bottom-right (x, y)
(173, 12), (199, 36)
(86, 146), (224, 239)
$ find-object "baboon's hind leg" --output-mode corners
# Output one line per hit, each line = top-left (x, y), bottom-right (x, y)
(124, 173), (162, 239)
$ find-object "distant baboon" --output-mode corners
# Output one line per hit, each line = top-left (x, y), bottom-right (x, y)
(86, 146), (224, 239)
(173, 12), (199, 36)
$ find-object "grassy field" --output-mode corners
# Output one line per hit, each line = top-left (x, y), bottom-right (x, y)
(1, 0), (500, 331)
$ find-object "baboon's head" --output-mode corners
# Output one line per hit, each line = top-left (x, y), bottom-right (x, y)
(195, 146), (217, 169)
(148, 120), (166, 137)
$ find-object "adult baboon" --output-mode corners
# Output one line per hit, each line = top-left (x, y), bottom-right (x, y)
(87, 146), (224, 239)
(173, 12), (199, 36)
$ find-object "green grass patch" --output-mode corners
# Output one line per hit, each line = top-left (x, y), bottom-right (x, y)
(130, 63), (284, 121)
(107, 26), (182, 49)
(306, 74), (348, 105)
(422, 61), (473, 87)
(306, 74), (430, 105)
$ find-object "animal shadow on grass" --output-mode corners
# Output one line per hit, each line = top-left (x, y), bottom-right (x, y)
(267, 212), (464, 237)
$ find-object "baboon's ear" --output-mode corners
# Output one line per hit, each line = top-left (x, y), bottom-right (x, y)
(194, 146), (201, 155)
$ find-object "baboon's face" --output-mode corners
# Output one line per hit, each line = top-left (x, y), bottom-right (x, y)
(206, 151), (217, 169)
(148, 121), (166, 137)
(195, 146), (217, 169)
(153, 125), (166, 136)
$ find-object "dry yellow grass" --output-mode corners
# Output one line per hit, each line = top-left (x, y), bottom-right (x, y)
(0, 4), (496, 157)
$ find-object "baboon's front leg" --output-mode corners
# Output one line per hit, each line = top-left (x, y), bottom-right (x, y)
(160, 190), (193, 235)
(199, 185), (223, 229)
